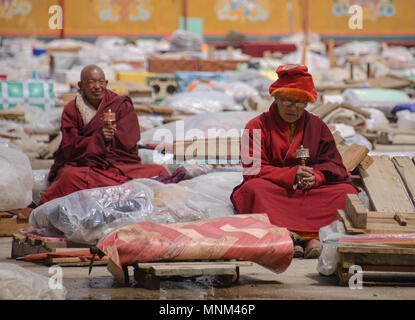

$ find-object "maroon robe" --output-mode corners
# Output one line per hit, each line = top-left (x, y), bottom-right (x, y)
(231, 103), (358, 233)
(39, 90), (168, 205)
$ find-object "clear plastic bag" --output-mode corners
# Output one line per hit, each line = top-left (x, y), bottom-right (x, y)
(138, 173), (239, 224)
(363, 107), (389, 131)
(343, 88), (411, 113)
(160, 90), (242, 114)
(29, 180), (155, 244)
(169, 30), (203, 52)
(317, 220), (415, 276)
(0, 146), (33, 211)
(0, 263), (67, 300)
(139, 111), (259, 145)
(32, 169), (50, 205)
(23, 106), (63, 133)
(212, 81), (259, 104)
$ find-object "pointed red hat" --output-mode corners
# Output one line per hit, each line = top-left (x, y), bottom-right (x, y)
(269, 64), (317, 103)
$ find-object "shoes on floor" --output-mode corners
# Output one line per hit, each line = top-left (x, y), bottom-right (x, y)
(304, 239), (322, 259)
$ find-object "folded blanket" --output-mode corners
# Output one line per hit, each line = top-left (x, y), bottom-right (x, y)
(97, 214), (294, 273)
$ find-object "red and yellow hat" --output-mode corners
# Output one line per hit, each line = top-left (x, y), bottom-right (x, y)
(269, 64), (317, 103)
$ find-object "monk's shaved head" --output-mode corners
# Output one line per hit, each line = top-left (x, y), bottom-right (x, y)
(80, 65), (105, 82)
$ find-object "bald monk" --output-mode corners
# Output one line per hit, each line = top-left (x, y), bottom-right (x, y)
(231, 64), (358, 259)
(39, 65), (169, 205)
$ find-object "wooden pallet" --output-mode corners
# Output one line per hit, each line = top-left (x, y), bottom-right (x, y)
(337, 194), (415, 234)
(359, 156), (415, 213)
(336, 245), (415, 286)
(107, 258), (252, 289)
(11, 232), (89, 259)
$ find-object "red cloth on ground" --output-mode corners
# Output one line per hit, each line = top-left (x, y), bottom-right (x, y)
(231, 103), (358, 233)
(40, 90), (168, 205)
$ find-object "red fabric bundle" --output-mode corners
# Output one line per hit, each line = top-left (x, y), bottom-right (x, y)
(97, 214), (294, 273)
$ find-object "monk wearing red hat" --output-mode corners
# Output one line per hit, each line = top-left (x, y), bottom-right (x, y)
(231, 64), (358, 258)
(39, 65), (169, 205)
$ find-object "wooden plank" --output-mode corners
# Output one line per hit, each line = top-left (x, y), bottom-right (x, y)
(107, 258), (127, 285)
(137, 261), (252, 270)
(338, 246), (415, 255)
(150, 264), (237, 277)
(345, 194), (367, 228)
(392, 156), (415, 207)
(174, 137), (241, 160)
(46, 257), (107, 267)
(359, 156), (415, 213)
(0, 217), (30, 237)
(341, 144), (370, 172)
(359, 155), (374, 170)
(337, 210), (415, 234)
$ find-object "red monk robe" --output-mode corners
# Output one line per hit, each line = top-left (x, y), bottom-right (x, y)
(39, 90), (168, 205)
(231, 102), (358, 233)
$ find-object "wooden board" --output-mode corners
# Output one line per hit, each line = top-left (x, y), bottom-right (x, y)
(45, 257), (107, 267)
(133, 261), (251, 289)
(337, 210), (415, 234)
(392, 156), (415, 207)
(345, 194), (367, 228)
(358, 156), (415, 213)
(173, 137), (241, 160)
(0, 217), (30, 237)
(336, 244), (415, 286)
(11, 233), (89, 258)
(341, 144), (370, 172)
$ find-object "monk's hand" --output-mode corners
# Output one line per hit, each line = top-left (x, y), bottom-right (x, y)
(102, 123), (117, 143)
(296, 166), (314, 190)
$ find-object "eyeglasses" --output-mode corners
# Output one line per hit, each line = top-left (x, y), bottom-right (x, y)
(278, 98), (307, 108)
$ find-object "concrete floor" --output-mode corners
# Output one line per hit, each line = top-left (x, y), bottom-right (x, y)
(1, 237), (415, 301)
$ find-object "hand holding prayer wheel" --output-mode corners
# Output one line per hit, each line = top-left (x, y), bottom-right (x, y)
(296, 145), (315, 190)
(102, 109), (117, 144)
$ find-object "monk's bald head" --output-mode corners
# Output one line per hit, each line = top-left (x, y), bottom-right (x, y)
(78, 65), (108, 108)
(80, 65), (105, 82)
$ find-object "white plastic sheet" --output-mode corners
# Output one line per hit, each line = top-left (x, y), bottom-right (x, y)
(160, 90), (242, 114)
(0, 263), (67, 300)
(139, 111), (259, 145)
(0, 144), (33, 211)
(32, 169), (50, 205)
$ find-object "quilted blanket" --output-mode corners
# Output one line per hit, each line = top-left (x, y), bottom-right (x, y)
(97, 214), (294, 273)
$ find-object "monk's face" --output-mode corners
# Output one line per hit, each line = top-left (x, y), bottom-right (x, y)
(79, 68), (108, 107)
(276, 98), (307, 123)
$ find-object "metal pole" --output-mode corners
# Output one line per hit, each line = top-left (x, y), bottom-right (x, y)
(301, 0), (309, 65)
(183, 0), (188, 31)
(60, 0), (65, 39)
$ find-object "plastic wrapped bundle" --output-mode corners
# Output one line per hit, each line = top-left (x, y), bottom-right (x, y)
(139, 111), (259, 145)
(0, 263), (67, 300)
(29, 180), (155, 244)
(169, 30), (203, 52)
(0, 144), (33, 211)
(229, 69), (273, 95)
(97, 214), (294, 273)
(160, 90), (242, 114)
(212, 81), (259, 104)
(32, 169), (50, 205)
(343, 88), (412, 113)
(138, 173), (239, 224)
